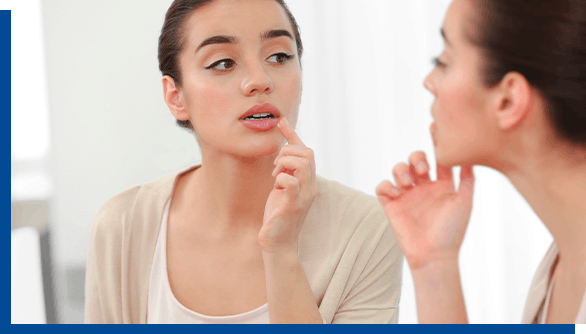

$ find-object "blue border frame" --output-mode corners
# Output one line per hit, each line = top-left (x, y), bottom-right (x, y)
(1, 4), (578, 333)
(3, 8), (11, 326)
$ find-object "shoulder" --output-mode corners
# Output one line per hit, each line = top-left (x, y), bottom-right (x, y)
(302, 176), (392, 255)
(313, 176), (387, 230)
(301, 177), (403, 323)
(91, 170), (181, 244)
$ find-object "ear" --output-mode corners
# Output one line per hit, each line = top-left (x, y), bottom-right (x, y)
(492, 72), (532, 130)
(162, 75), (190, 122)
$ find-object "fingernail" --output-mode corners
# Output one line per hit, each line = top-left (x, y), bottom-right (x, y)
(274, 156), (279, 165)
(283, 117), (290, 126)
(417, 161), (428, 173)
(403, 174), (412, 185)
(272, 166), (278, 176)
(391, 188), (401, 196)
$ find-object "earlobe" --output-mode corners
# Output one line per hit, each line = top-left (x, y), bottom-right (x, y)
(495, 72), (531, 130)
(162, 75), (190, 121)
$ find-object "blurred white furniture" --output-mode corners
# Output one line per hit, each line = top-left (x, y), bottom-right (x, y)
(11, 226), (47, 324)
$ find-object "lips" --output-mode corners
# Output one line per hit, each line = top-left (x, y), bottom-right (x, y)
(240, 103), (281, 120)
(240, 103), (281, 132)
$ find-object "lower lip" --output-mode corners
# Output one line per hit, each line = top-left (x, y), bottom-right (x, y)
(430, 123), (438, 146)
(240, 118), (280, 131)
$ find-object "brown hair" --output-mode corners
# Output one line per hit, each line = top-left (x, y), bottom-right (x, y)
(467, 0), (586, 145)
(158, 0), (303, 130)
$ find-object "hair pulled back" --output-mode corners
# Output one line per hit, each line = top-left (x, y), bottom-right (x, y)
(158, 0), (303, 130)
(467, 0), (586, 145)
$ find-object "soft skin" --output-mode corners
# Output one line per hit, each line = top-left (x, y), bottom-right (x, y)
(161, 0), (321, 324)
(377, 0), (586, 324)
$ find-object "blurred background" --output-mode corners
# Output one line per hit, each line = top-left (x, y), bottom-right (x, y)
(9, 0), (552, 324)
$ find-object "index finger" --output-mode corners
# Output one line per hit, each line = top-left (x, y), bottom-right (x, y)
(279, 117), (305, 146)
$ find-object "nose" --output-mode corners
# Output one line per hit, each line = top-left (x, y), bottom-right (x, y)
(241, 63), (273, 96)
(423, 71), (436, 96)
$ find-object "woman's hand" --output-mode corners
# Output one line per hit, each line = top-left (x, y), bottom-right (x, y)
(259, 117), (318, 255)
(376, 151), (475, 270)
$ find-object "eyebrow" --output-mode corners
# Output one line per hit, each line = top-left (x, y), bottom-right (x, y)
(195, 35), (238, 54)
(194, 29), (294, 54)
(441, 28), (452, 47)
(261, 29), (294, 42)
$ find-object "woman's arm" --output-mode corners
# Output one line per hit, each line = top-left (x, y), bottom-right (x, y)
(411, 259), (468, 323)
(259, 118), (322, 324)
(376, 151), (475, 324)
(262, 251), (322, 324)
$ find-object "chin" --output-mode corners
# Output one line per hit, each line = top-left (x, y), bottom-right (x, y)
(235, 139), (283, 158)
(435, 146), (471, 167)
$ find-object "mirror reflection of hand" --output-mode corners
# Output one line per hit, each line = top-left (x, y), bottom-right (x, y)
(376, 150), (475, 270)
(259, 118), (318, 255)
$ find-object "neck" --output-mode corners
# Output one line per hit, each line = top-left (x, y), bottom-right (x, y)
(499, 144), (586, 267)
(184, 148), (279, 229)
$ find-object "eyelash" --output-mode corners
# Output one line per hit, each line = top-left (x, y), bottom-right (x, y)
(205, 53), (295, 71)
(205, 58), (235, 71)
(432, 57), (446, 68)
(268, 53), (296, 64)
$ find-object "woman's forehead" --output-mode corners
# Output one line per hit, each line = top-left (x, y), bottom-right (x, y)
(182, 0), (293, 45)
(442, 0), (477, 49)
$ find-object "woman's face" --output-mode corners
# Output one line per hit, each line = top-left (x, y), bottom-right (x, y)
(176, 0), (302, 158)
(424, 0), (500, 167)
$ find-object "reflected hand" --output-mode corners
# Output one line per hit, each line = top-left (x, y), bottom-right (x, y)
(259, 118), (318, 254)
(376, 151), (475, 270)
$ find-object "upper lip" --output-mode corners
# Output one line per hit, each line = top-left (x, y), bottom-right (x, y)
(240, 103), (281, 120)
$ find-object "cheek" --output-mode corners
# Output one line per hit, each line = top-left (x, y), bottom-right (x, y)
(437, 72), (479, 132)
(277, 70), (302, 122)
(435, 76), (493, 164)
(186, 80), (233, 123)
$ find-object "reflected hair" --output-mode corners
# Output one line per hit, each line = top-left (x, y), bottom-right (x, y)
(467, 0), (586, 145)
(158, 0), (304, 130)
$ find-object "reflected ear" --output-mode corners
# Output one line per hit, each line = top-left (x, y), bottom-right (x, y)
(162, 75), (190, 122)
(493, 72), (532, 130)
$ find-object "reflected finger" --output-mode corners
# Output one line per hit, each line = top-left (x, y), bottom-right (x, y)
(376, 180), (401, 199)
(409, 151), (431, 184)
(392, 163), (413, 189)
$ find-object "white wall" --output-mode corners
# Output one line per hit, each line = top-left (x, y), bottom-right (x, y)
(43, 0), (200, 269)
(39, 0), (553, 324)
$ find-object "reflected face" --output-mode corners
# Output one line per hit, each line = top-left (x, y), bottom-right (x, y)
(177, 0), (302, 158)
(424, 0), (499, 167)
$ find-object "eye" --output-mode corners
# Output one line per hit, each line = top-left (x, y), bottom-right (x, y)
(432, 57), (447, 68)
(205, 58), (236, 71)
(267, 53), (295, 64)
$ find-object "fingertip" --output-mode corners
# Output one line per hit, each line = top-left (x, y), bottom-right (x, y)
(376, 180), (401, 198)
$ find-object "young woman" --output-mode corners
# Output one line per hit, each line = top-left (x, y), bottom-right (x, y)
(377, 0), (586, 323)
(85, 0), (403, 324)
(376, 0), (586, 324)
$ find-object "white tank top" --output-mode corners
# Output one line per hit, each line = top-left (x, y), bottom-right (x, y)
(147, 199), (270, 324)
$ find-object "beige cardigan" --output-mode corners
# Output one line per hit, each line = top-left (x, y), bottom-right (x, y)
(522, 243), (586, 324)
(85, 166), (404, 324)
